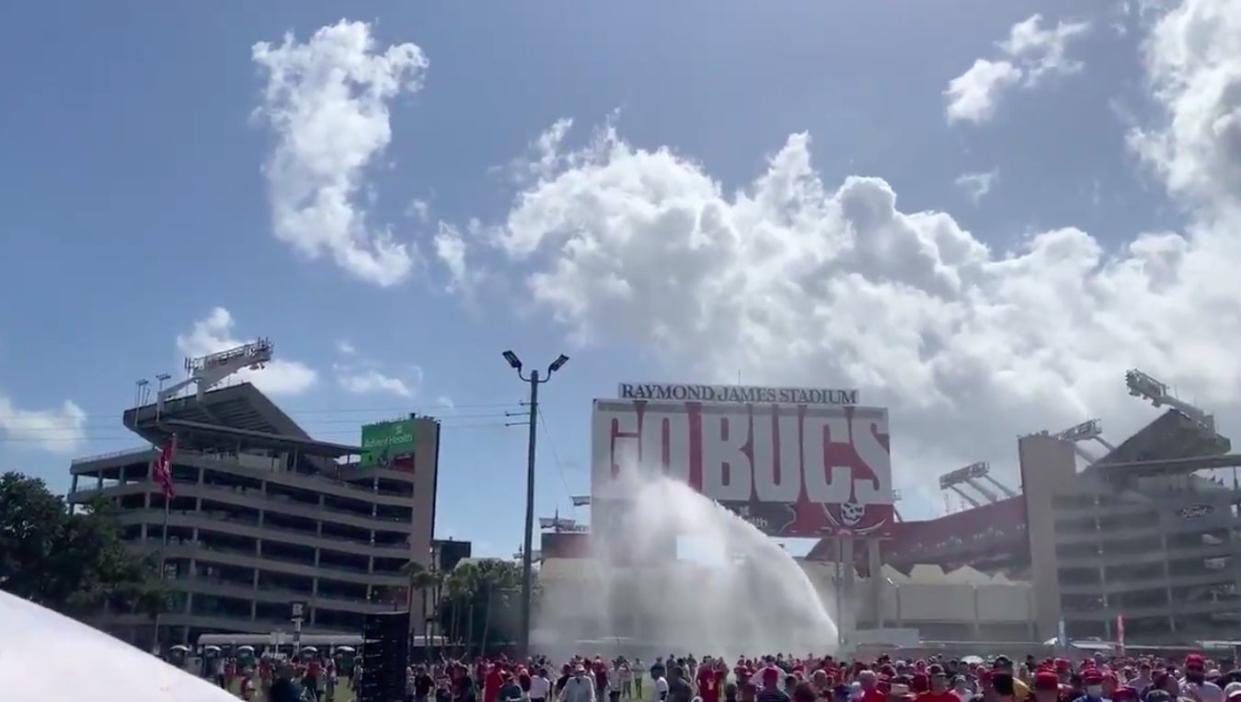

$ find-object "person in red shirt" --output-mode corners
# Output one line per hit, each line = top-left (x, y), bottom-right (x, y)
(858, 670), (886, 702)
(485, 664), (504, 702)
(1032, 671), (1060, 702)
(698, 659), (722, 702)
(917, 670), (958, 702)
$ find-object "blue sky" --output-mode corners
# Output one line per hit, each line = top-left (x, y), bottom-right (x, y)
(4, 0), (1241, 556)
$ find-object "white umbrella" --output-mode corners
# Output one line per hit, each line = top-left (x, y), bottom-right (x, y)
(300, 646), (318, 654)
(237, 645), (256, 653)
(0, 589), (238, 702)
(961, 656), (984, 665)
(203, 645), (221, 652)
(171, 644), (192, 653)
(335, 646), (355, 653)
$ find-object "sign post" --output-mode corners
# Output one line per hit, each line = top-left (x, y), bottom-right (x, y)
(291, 602), (305, 657)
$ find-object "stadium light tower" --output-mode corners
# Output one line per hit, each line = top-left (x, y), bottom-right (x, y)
(1125, 368), (1216, 432)
(502, 349), (570, 658)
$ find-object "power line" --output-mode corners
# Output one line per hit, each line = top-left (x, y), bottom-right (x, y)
(536, 406), (575, 507)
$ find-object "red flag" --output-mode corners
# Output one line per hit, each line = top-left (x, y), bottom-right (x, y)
(153, 435), (176, 500)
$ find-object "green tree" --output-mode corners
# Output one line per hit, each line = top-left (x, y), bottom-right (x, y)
(437, 559), (523, 655)
(400, 561), (442, 650)
(0, 472), (164, 619)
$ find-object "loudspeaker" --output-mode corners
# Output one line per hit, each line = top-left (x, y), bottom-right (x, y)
(358, 611), (410, 702)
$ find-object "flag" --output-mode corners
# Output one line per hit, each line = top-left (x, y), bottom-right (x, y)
(153, 435), (176, 500)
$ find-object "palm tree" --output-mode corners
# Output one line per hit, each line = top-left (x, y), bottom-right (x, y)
(443, 566), (475, 648)
(400, 561), (439, 652)
(473, 559), (520, 655)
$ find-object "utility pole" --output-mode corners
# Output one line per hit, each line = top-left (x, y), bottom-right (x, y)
(501, 350), (569, 659)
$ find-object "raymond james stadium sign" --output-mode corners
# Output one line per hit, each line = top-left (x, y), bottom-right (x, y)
(618, 382), (859, 406)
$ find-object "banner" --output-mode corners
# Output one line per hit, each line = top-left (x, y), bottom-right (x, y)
(591, 397), (894, 537)
(361, 419), (416, 468)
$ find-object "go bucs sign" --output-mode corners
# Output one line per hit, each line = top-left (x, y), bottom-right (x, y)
(591, 387), (894, 537)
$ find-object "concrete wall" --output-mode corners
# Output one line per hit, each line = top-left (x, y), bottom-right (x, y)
(409, 418), (441, 635)
(541, 558), (1037, 645)
(1019, 433), (1078, 641)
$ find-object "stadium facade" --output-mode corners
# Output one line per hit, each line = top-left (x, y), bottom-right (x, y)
(67, 382), (440, 649)
(807, 406), (1241, 647)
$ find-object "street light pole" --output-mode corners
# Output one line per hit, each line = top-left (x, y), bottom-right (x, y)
(521, 369), (539, 659)
(502, 350), (568, 660)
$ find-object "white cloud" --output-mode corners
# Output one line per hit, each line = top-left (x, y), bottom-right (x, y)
(252, 20), (428, 287)
(999, 14), (1092, 84)
(0, 394), (86, 454)
(336, 339), (357, 356)
(492, 117), (1241, 506)
(335, 367), (421, 399)
(434, 222), (471, 292)
(176, 307), (318, 396)
(944, 60), (1023, 124)
(954, 170), (999, 204)
(945, 14), (1090, 124)
(407, 198), (431, 223)
(1128, 0), (1241, 213)
(435, 395), (456, 413)
(334, 366), (417, 398)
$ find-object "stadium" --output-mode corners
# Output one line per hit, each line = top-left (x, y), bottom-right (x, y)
(539, 370), (1241, 655)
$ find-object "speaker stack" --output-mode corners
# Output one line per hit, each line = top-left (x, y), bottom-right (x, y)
(358, 611), (410, 702)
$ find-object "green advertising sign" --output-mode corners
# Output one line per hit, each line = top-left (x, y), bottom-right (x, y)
(361, 419), (416, 467)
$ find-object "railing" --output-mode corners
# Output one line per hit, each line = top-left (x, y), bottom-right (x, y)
(71, 446), (153, 466)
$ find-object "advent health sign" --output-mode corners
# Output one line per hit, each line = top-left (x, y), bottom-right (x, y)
(592, 383), (894, 537)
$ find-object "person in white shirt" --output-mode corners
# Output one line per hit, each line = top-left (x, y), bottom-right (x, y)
(531, 667), (552, 702)
(653, 674), (669, 702)
(562, 666), (598, 702)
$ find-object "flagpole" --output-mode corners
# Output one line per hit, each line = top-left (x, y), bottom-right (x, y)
(151, 434), (176, 656)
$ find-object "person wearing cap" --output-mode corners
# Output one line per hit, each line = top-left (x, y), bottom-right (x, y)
(951, 675), (971, 702)
(1033, 671), (1059, 702)
(1072, 669), (1110, 702)
(916, 668), (958, 702)
(561, 665), (598, 702)
(1181, 655), (1223, 702)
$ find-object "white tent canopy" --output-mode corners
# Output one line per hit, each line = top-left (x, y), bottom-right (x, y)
(0, 589), (237, 702)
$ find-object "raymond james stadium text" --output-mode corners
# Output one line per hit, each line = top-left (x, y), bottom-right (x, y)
(617, 383), (858, 406)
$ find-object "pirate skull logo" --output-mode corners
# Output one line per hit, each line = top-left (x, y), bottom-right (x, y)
(840, 499), (865, 526)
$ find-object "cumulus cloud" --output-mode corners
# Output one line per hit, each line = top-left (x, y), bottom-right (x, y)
(955, 170), (999, 204)
(945, 14), (1090, 124)
(1128, 0), (1241, 213)
(331, 342), (421, 398)
(491, 115), (1241, 506)
(252, 20), (428, 286)
(945, 60), (1024, 124)
(434, 222), (471, 292)
(999, 14), (1092, 84)
(0, 394), (86, 454)
(176, 308), (318, 396)
(335, 367), (416, 398)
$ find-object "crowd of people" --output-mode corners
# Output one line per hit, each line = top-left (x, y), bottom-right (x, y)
(404, 650), (1241, 702)
(197, 647), (1241, 702)
(198, 651), (350, 702)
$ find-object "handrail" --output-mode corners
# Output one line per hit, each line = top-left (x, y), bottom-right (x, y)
(71, 446), (154, 465)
